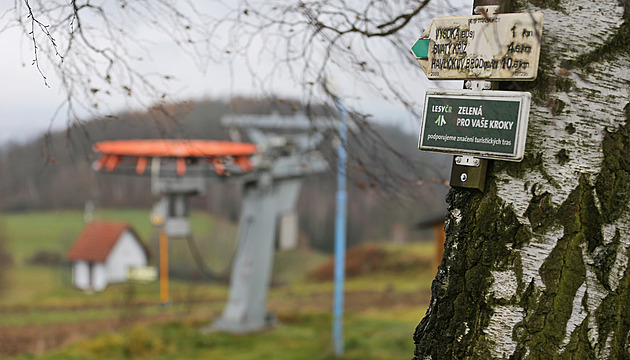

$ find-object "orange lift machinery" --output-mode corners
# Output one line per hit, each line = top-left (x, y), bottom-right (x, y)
(93, 139), (257, 306)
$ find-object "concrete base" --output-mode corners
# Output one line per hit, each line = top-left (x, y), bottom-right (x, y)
(202, 312), (277, 334)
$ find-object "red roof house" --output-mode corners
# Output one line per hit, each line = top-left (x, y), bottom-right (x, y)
(67, 221), (149, 291)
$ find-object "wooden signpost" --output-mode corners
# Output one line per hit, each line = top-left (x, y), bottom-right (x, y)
(411, 12), (544, 80)
(412, 5), (543, 191)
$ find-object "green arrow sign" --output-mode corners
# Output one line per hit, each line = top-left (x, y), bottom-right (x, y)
(418, 89), (531, 161)
(411, 39), (430, 58)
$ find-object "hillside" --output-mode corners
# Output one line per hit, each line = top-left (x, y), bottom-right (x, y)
(0, 96), (449, 250)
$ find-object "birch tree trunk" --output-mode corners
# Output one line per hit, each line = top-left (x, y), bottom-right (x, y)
(413, 0), (630, 358)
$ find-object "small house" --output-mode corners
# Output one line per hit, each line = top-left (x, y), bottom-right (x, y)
(67, 221), (149, 292)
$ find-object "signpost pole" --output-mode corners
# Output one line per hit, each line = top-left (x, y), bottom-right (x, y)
(474, 0), (510, 14)
(332, 97), (347, 356)
(448, 0), (509, 191)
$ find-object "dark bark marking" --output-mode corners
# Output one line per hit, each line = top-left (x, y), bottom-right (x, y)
(413, 182), (529, 359)
(596, 103), (630, 224)
(572, 21), (630, 69)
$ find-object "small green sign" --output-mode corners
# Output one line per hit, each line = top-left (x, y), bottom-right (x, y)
(419, 89), (531, 161)
(411, 38), (430, 58)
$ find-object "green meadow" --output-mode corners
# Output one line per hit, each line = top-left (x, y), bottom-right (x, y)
(0, 210), (435, 359)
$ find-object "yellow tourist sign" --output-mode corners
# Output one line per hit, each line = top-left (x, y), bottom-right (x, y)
(411, 13), (544, 80)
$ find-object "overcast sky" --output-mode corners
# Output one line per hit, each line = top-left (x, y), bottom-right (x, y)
(0, 0), (471, 146)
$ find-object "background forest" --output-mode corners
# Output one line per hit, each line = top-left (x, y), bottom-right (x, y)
(0, 96), (449, 254)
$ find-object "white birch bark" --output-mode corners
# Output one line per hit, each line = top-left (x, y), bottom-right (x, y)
(414, 0), (630, 358)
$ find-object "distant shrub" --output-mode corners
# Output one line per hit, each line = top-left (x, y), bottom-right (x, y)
(26, 250), (63, 266)
(0, 226), (12, 297)
(73, 325), (173, 358)
(0, 248), (13, 267)
(124, 325), (172, 358)
(308, 243), (433, 281)
(309, 244), (387, 281)
(75, 332), (125, 358)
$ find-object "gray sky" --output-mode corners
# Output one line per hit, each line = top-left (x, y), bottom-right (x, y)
(0, 0), (471, 146)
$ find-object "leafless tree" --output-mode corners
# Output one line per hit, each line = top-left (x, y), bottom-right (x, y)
(6, 1), (215, 123)
(4, 0), (463, 191)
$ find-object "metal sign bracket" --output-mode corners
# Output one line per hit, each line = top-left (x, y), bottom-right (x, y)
(455, 155), (481, 167)
(474, 5), (500, 16)
(450, 156), (488, 192)
(465, 80), (491, 91)
(451, 2), (503, 191)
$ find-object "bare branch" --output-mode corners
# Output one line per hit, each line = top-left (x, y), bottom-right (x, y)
(5, 0), (459, 194)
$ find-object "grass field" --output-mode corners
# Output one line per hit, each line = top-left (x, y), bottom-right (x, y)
(1, 209), (223, 264)
(7, 311), (425, 360)
(0, 210), (436, 359)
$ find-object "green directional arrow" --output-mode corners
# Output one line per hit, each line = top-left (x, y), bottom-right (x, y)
(411, 38), (430, 58)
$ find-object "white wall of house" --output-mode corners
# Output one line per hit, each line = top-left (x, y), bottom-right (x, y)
(72, 260), (90, 290)
(92, 263), (107, 291)
(72, 260), (108, 291)
(105, 230), (148, 284)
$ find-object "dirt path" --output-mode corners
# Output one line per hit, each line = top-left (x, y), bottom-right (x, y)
(0, 289), (430, 357)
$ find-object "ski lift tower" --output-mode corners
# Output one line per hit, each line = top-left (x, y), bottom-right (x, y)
(213, 112), (329, 332)
(91, 113), (329, 333)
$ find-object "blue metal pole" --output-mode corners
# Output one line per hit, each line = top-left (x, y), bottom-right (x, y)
(333, 98), (347, 356)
